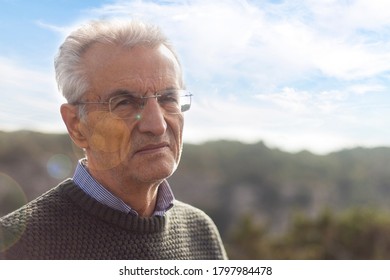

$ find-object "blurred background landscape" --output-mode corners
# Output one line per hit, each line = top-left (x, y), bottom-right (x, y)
(1, 130), (390, 259)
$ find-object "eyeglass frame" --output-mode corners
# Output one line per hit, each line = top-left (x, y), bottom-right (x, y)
(71, 89), (193, 119)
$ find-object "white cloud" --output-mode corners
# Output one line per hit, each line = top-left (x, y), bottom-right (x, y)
(255, 87), (350, 115)
(35, 20), (70, 35)
(183, 89), (390, 154)
(4, 0), (389, 153)
(85, 0), (390, 86)
(0, 57), (50, 91)
(227, 81), (390, 153)
(0, 56), (64, 132)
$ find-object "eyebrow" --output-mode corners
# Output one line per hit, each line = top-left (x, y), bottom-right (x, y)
(105, 87), (180, 100)
(105, 89), (137, 100)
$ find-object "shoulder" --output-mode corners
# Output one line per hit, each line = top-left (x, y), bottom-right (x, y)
(0, 180), (74, 254)
(1, 179), (74, 221)
(172, 200), (210, 218)
(170, 200), (219, 231)
(168, 200), (228, 259)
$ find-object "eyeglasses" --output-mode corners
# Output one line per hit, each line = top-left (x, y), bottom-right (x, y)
(73, 89), (192, 119)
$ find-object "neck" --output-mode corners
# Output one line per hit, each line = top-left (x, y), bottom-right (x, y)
(87, 165), (162, 218)
(125, 184), (160, 217)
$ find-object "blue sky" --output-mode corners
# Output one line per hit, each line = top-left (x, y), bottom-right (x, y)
(1, 0), (390, 154)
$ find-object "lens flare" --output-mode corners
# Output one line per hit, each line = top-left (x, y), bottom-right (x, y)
(0, 173), (27, 216)
(47, 154), (73, 179)
(0, 173), (28, 252)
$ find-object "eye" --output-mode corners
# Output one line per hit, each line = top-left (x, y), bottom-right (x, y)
(158, 91), (179, 104)
(110, 95), (141, 110)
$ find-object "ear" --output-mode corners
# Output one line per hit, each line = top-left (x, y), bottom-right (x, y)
(60, 104), (89, 149)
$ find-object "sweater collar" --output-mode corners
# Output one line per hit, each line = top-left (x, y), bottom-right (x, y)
(73, 159), (174, 216)
(59, 179), (169, 233)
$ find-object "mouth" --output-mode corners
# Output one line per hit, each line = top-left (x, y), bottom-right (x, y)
(135, 142), (170, 155)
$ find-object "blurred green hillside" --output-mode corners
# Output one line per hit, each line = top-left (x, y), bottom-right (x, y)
(1, 130), (390, 259)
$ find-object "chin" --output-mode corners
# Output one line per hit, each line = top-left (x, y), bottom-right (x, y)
(139, 159), (178, 183)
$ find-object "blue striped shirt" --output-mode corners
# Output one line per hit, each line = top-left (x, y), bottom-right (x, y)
(73, 159), (174, 216)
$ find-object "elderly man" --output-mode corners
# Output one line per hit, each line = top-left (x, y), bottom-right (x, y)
(0, 19), (227, 259)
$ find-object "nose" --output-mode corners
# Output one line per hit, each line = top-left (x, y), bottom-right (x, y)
(136, 97), (167, 136)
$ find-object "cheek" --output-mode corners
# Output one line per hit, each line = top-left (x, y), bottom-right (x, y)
(169, 115), (184, 154)
(87, 113), (131, 153)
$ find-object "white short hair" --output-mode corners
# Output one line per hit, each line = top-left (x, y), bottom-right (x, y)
(54, 19), (183, 104)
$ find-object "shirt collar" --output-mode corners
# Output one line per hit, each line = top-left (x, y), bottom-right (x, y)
(73, 159), (175, 216)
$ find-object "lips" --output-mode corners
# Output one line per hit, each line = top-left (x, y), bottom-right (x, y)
(135, 142), (170, 154)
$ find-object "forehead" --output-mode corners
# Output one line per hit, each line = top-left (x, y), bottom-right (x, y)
(82, 43), (182, 96)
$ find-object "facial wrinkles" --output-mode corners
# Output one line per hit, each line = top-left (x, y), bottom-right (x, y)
(131, 121), (176, 154)
(83, 112), (132, 170)
(112, 61), (180, 94)
(84, 44), (181, 97)
(83, 103), (183, 171)
(81, 44), (184, 180)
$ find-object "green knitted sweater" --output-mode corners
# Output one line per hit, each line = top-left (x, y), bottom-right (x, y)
(0, 179), (227, 260)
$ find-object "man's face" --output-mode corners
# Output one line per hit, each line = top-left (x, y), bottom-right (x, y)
(78, 43), (184, 186)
